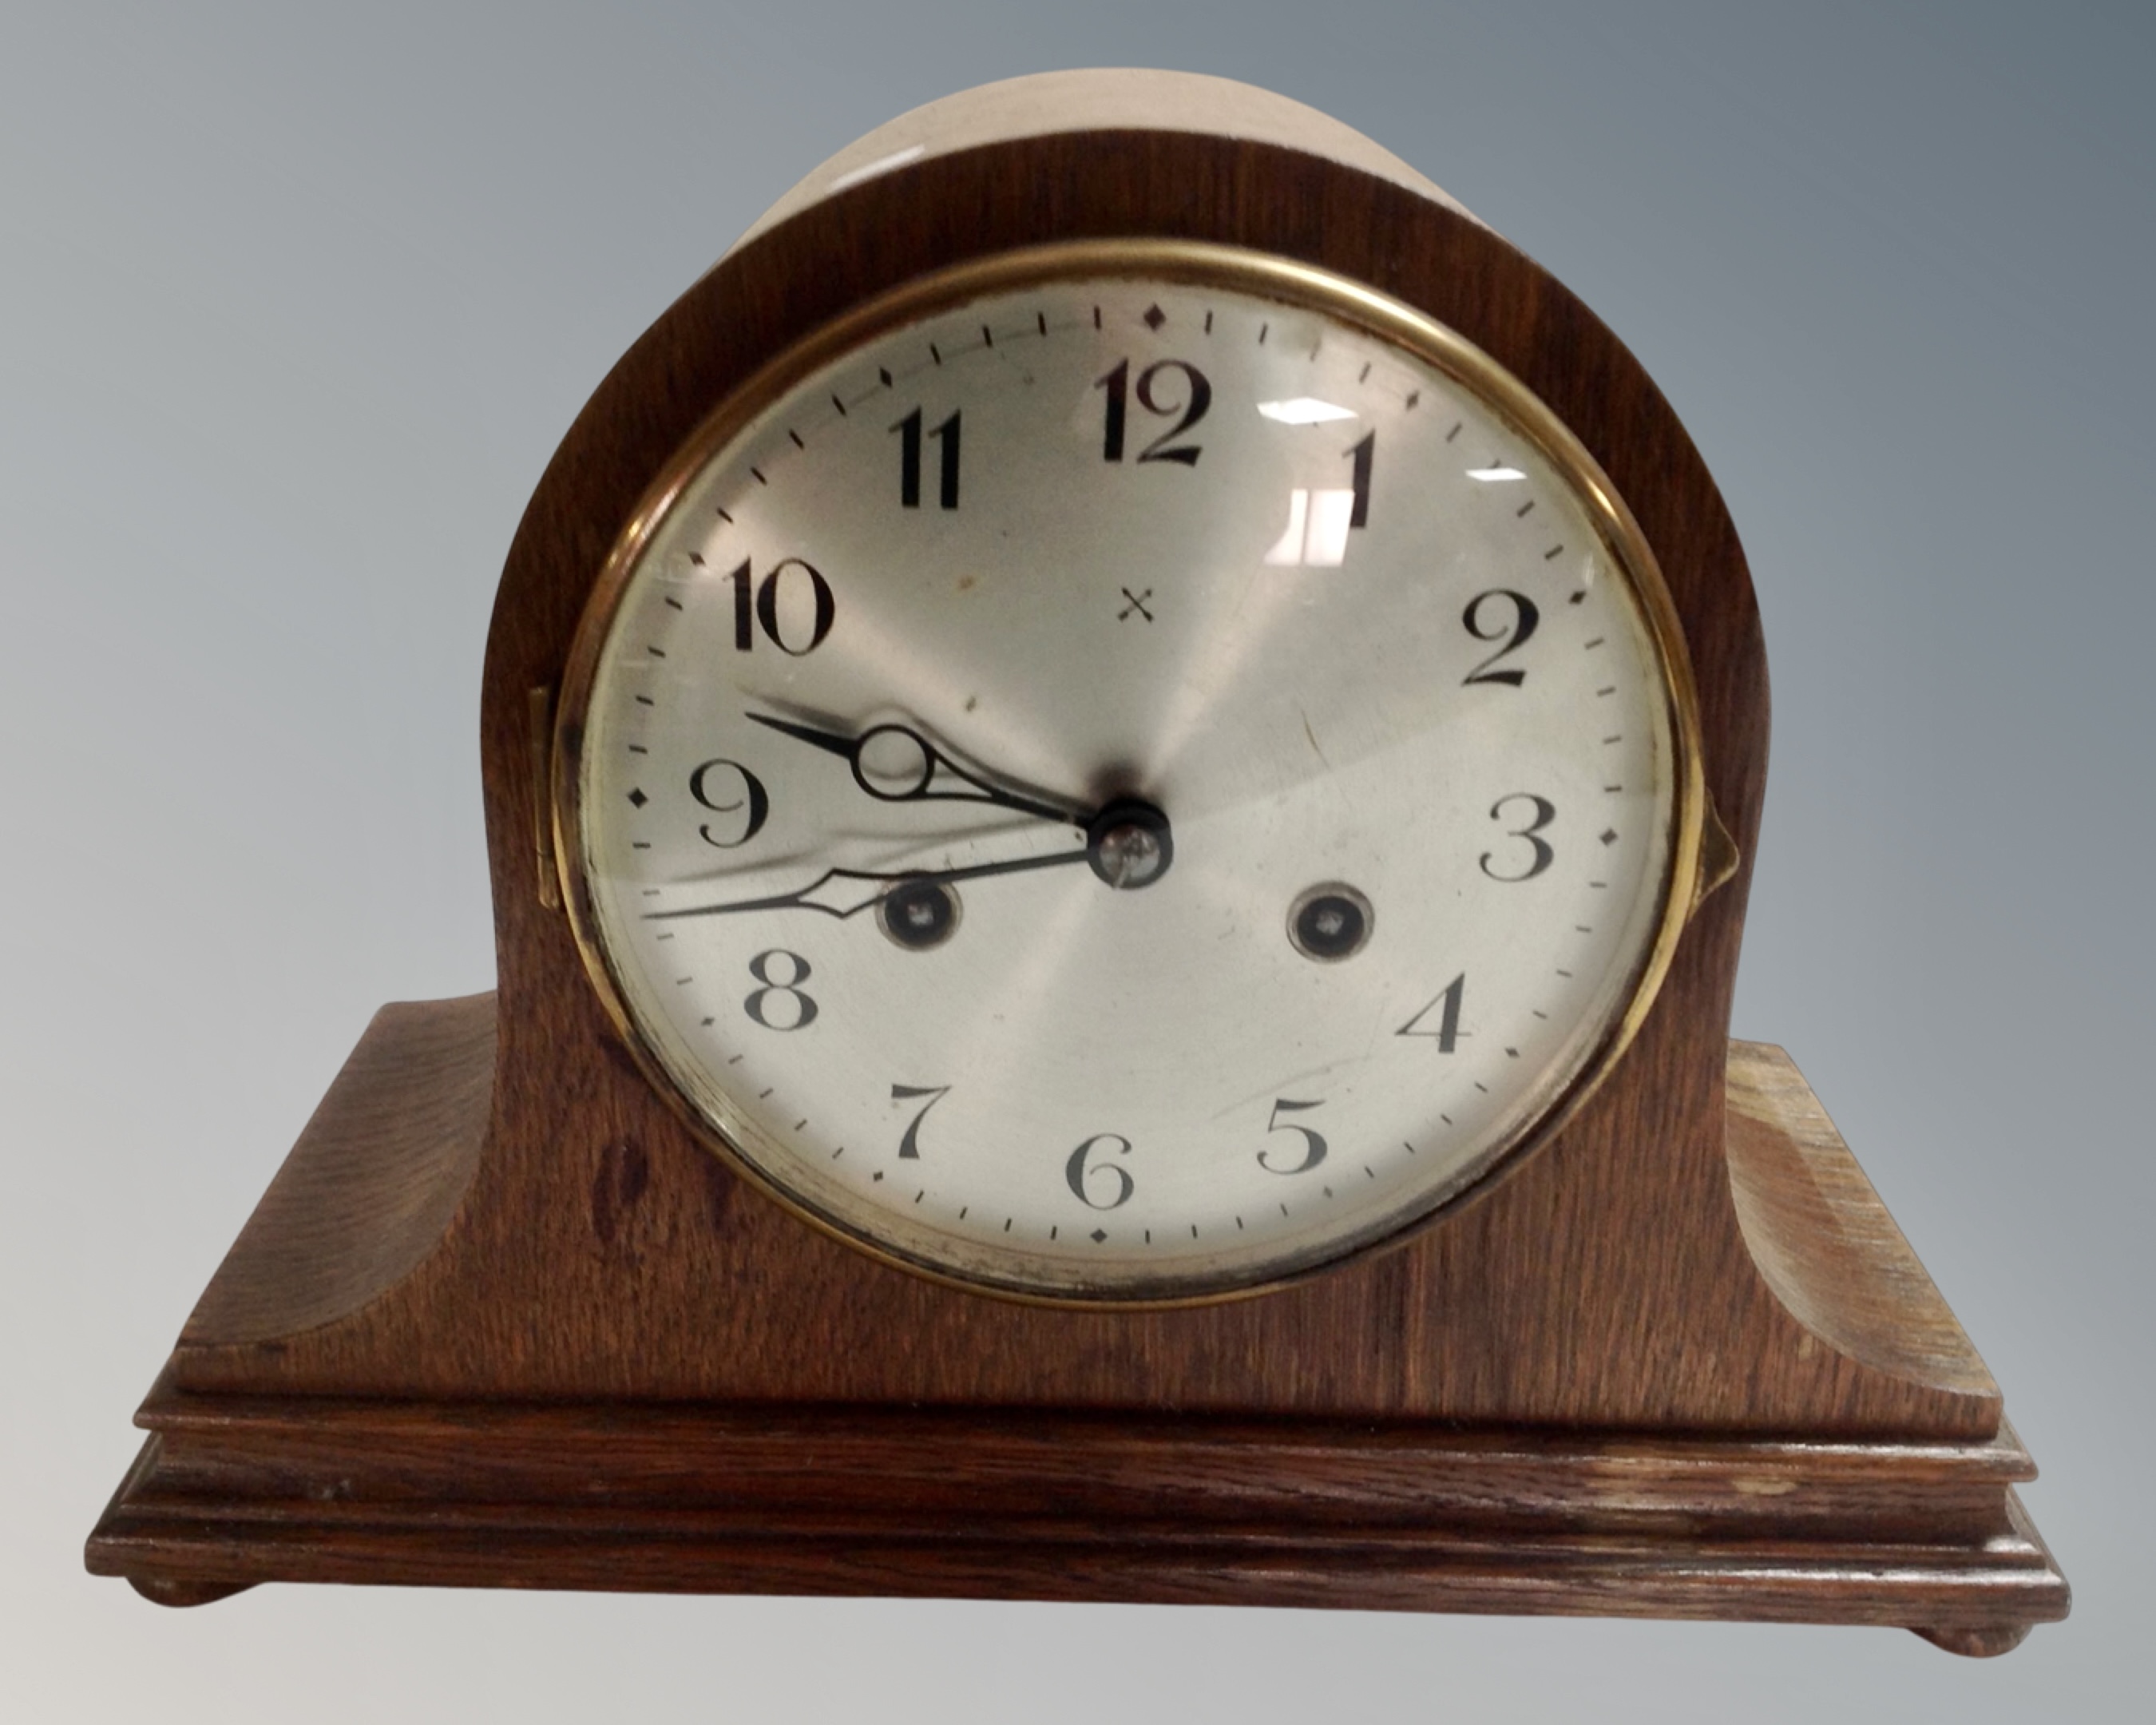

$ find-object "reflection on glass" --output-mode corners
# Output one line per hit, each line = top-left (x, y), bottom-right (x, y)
(1257, 398), (1358, 425)
(1466, 465), (1527, 482)
(1265, 488), (1357, 567)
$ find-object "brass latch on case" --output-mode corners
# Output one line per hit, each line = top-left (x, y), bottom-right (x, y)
(1691, 791), (1740, 918)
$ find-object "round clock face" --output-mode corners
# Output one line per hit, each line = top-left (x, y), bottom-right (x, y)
(558, 242), (1701, 1302)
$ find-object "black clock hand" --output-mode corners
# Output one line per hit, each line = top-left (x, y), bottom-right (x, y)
(745, 710), (1084, 827)
(645, 795), (1175, 923)
(645, 847), (1092, 923)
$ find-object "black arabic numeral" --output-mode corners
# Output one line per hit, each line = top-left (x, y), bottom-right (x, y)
(1258, 1098), (1328, 1175)
(891, 407), (960, 509)
(1396, 974), (1468, 1052)
(892, 407), (921, 506)
(1480, 795), (1557, 882)
(727, 558), (835, 656)
(890, 1083), (951, 1160)
(1345, 430), (1374, 529)
(743, 950), (818, 1029)
(1095, 358), (1210, 466)
(727, 557), (753, 652)
(755, 558), (835, 656)
(688, 758), (770, 849)
(1093, 359), (1128, 461)
(1134, 360), (1209, 465)
(1065, 1132), (1135, 1210)
(1462, 589), (1540, 687)
(931, 410), (960, 508)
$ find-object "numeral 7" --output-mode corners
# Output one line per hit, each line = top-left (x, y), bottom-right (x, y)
(891, 1083), (952, 1159)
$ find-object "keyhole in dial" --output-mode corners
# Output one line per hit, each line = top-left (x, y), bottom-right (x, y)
(1288, 883), (1373, 962)
(878, 878), (962, 950)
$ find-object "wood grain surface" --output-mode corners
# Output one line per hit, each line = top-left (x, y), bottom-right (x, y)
(90, 1025), (2069, 1645)
(90, 73), (2063, 1645)
(158, 117), (1988, 1434)
(87, 1361), (2067, 1640)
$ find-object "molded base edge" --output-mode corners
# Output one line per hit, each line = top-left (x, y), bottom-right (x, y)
(87, 1391), (2067, 1653)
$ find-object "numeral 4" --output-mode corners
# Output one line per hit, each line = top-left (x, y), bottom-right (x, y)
(1397, 974), (1467, 1052)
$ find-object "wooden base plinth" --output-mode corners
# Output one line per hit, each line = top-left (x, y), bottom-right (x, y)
(85, 996), (2068, 1650)
(89, 1390), (2064, 1649)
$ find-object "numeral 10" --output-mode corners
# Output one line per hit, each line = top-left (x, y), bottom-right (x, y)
(726, 557), (835, 656)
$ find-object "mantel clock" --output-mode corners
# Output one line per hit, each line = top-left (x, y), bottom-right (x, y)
(88, 69), (2067, 1656)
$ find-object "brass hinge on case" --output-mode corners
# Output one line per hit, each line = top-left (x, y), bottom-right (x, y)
(529, 684), (563, 912)
(1690, 791), (1740, 920)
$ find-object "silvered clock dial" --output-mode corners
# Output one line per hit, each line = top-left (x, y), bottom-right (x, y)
(556, 240), (1705, 1300)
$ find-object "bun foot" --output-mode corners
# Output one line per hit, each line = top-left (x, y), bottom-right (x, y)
(129, 1576), (253, 1608)
(1912, 1623), (2031, 1657)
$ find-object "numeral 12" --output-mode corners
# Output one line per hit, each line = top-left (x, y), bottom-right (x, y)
(1094, 359), (1211, 466)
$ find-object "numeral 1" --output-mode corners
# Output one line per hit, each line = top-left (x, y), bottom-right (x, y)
(1345, 430), (1374, 528)
(1095, 359), (1128, 462)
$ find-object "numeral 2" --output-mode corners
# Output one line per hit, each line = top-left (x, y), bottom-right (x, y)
(1462, 589), (1540, 687)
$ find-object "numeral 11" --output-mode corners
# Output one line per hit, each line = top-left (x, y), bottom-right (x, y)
(892, 408), (961, 510)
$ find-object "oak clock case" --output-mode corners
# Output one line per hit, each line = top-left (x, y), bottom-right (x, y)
(89, 69), (2065, 1652)
(557, 243), (1706, 1303)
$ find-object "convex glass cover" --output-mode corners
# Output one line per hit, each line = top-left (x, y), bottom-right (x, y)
(557, 242), (1703, 1300)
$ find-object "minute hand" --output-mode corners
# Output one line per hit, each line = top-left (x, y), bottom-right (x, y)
(644, 848), (1092, 923)
(745, 711), (1086, 826)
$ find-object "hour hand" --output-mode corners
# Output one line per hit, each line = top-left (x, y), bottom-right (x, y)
(745, 710), (1082, 827)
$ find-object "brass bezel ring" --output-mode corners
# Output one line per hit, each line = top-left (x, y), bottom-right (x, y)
(553, 238), (1709, 1310)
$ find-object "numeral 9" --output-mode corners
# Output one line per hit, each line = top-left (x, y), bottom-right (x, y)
(688, 759), (770, 848)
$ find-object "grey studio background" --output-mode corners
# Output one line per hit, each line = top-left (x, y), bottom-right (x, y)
(2, 2), (2147, 1719)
